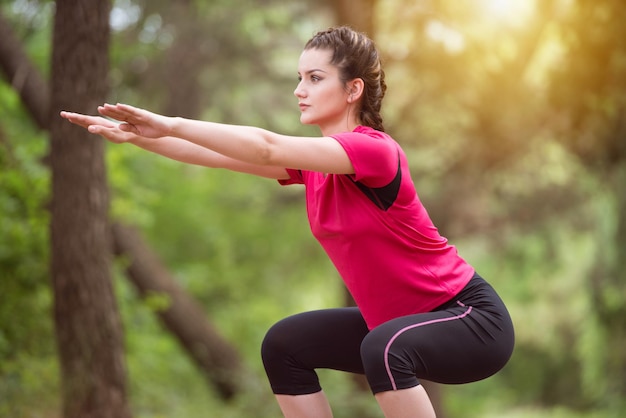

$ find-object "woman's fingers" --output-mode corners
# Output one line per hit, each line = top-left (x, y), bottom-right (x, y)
(98, 103), (170, 138)
(60, 111), (118, 129)
(60, 109), (138, 143)
(115, 103), (144, 116)
(98, 103), (146, 123)
(60, 111), (94, 127)
(87, 125), (134, 143)
(62, 104), (168, 140)
(98, 104), (131, 121)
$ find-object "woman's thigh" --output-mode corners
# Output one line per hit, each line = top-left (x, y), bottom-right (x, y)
(261, 307), (370, 394)
(362, 277), (514, 392)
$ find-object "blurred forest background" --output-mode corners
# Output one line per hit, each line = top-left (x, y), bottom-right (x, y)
(1, 0), (625, 417)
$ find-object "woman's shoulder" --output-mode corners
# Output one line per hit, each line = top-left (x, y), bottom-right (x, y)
(353, 125), (393, 140)
(332, 126), (397, 149)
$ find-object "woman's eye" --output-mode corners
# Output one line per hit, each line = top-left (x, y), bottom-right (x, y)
(296, 74), (321, 84)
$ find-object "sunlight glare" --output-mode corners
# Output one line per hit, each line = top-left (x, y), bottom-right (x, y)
(425, 21), (465, 54)
(478, 0), (536, 27)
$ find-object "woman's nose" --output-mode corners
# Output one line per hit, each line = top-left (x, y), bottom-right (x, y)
(294, 81), (305, 98)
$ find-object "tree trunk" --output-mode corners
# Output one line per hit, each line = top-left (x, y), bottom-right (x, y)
(1, 9), (248, 402)
(111, 222), (246, 400)
(49, 1), (131, 417)
(331, 0), (377, 34)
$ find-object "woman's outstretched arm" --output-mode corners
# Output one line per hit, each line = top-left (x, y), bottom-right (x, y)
(95, 103), (355, 175)
(59, 111), (290, 179)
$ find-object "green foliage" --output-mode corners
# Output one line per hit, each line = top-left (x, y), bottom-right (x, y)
(0, 83), (57, 415)
(1, 0), (53, 75)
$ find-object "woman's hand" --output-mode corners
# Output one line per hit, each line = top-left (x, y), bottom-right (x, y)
(59, 111), (117, 130)
(60, 103), (173, 143)
(59, 111), (137, 143)
(97, 103), (174, 139)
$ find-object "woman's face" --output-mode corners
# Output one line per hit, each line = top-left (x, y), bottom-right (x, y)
(294, 48), (355, 134)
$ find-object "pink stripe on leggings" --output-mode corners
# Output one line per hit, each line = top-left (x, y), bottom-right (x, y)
(384, 303), (473, 390)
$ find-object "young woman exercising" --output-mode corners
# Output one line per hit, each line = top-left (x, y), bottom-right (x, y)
(61, 26), (514, 418)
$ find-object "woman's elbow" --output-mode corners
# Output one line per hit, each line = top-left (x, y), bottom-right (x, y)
(253, 129), (279, 166)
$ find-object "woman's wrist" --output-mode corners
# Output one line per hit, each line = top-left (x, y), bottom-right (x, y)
(167, 116), (184, 138)
(126, 134), (155, 146)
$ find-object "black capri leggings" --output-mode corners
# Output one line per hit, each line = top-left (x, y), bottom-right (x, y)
(261, 273), (514, 395)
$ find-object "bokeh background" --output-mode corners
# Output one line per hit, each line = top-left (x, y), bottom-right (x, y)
(1, 0), (624, 417)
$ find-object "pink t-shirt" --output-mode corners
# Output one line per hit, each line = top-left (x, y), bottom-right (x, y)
(279, 126), (474, 329)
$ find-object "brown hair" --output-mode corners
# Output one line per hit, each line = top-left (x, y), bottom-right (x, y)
(304, 26), (387, 132)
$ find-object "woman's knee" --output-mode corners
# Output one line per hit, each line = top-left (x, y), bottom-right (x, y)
(360, 324), (412, 369)
(261, 317), (294, 364)
(359, 328), (388, 368)
(360, 327), (418, 393)
(261, 315), (324, 395)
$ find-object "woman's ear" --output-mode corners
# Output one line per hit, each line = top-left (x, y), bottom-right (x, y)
(347, 78), (365, 103)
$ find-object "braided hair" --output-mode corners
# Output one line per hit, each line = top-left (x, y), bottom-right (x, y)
(304, 26), (387, 132)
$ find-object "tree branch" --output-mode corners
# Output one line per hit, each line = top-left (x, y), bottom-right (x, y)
(111, 222), (245, 399)
(0, 11), (49, 129)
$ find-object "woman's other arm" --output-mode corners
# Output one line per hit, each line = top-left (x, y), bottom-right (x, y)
(60, 111), (289, 179)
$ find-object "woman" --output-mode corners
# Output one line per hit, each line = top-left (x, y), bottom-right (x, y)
(61, 26), (514, 418)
